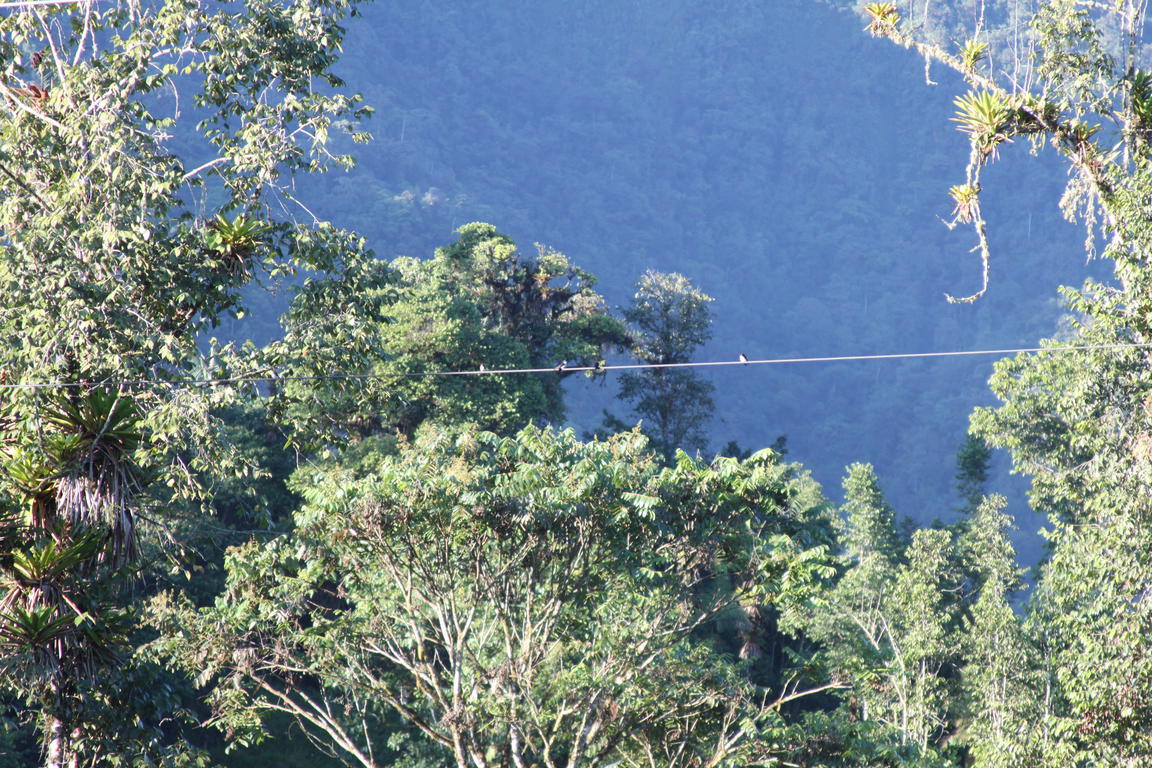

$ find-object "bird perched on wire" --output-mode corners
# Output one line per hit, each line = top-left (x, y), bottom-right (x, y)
(554, 360), (569, 372)
(590, 359), (608, 386)
(478, 363), (487, 372)
(739, 353), (749, 365)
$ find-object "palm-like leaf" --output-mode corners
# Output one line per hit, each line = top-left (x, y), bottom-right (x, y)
(41, 390), (142, 456)
(1130, 70), (1152, 129)
(864, 2), (900, 37)
(206, 214), (269, 276)
(949, 183), (981, 223)
(957, 39), (988, 72)
(952, 91), (1014, 158)
(9, 535), (103, 587)
(30, 390), (145, 563)
(0, 606), (71, 648)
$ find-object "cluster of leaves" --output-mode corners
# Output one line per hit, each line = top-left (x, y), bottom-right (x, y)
(150, 425), (840, 768)
(0, 0), (375, 759)
(852, 0), (1152, 763)
(17, 0), (1152, 765)
(266, 222), (629, 451)
(963, 283), (1152, 764)
(609, 270), (717, 462)
(801, 459), (1039, 765)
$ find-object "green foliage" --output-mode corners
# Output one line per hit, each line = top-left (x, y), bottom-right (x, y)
(624, 270), (714, 362)
(968, 290), (1152, 763)
(954, 434), (991, 512)
(311, 0), (1094, 513)
(805, 465), (961, 755)
(616, 271), (716, 462)
(948, 183), (981, 224)
(0, 714), (37, 768)
(956, 38), (988, 72)
(839, 462), (905, 564)
(852, 7), (1152, 758)
(958, 564), (1039, 765)
(1128, 69), (1152, 133)
(953, 496), (1022, 597)
(151, 426), (839, 768)
(805, 464), (1037, 764)
(0, 0), (372, 758)
(268, 223), (627, 451)
(204, 216), (272, 278)
(952, 91), (1014, 160)
(864, 2), (900, 37)
(783, 710), (953, 766)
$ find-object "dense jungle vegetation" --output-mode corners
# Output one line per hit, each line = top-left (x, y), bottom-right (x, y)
(4, 0), (1152, 765)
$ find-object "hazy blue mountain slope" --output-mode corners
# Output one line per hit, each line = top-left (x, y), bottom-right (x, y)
(252, 0), (1108, 526)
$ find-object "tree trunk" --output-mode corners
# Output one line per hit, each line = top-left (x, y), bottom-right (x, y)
(67, 727), (81, 768)
(44, 714), (65, 768)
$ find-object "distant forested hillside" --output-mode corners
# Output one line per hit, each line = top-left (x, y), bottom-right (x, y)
(230, 0), (1106, 523)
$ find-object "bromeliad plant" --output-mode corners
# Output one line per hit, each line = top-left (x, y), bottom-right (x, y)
(205, 215), (272, 278)
(864, 3), (900, 38)
(0, 389), (148, 765)
(956, 38), (988, 73)
(952, 91), (1015, 162)
(41, 390), (145, 566)
(948, 183), (981, 224)
(855, 0), (1126, 303)
(0, 389), (145, 636)
(3, 390), (145, 561)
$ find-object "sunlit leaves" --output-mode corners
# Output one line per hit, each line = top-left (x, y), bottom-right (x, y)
(0, 607), (71, 650)
(0, 0), (372, 759)
(952, 91), (1014, 160)
(152, 425), (838, 767)
(949, 183), (981, 224)
(863, 2), (900, 38)
(40, 390), (142, 456)
(204, 214), (271, 278)
(617, 271), (716, 462)
(956, 38), (988, 73)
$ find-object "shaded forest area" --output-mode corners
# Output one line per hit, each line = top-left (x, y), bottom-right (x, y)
(265, 0), (1105, 522)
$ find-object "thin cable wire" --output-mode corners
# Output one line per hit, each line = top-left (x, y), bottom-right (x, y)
(2, 342), (1149, 391)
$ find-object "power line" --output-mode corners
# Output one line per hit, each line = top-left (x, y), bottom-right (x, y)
(2, 342), (1149, 392)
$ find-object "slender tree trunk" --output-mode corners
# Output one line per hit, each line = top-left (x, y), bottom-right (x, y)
(44, 713), (65, 768)
(67, 727), (80, 768)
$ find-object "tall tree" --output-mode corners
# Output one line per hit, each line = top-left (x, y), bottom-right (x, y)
(150, 426), (840, 768)
(807, 465), (971, 761)
(429, 223), (629, 422)
(617, 270), (715, 462)
(0, 0), (371, 761)
(954, 497), (1040, 767)
(266, 223), (627, 451)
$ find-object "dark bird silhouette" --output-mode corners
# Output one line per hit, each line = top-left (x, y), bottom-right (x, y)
(739, 353), (749, 365)
(554, 360), (568, 372)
